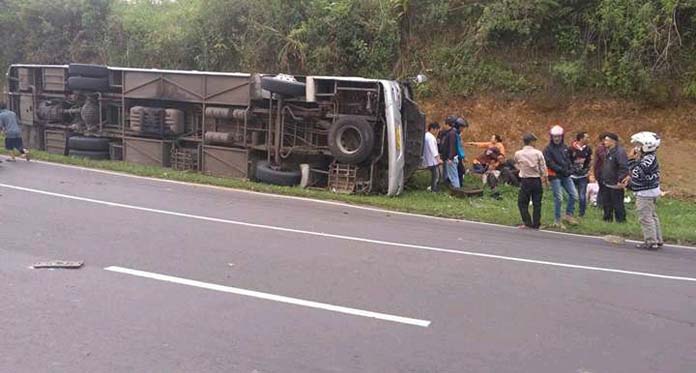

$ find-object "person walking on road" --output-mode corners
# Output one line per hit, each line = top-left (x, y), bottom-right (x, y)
(543, 125), (578, 228)
(570, 131), (592, 217)
(439, 118), (461, 189)
(423, 122), (442, 192)
(601, 133), (629, 222)
(625, 131), (663, 249)
(0, 102), (30, 162)
(514, 133), (548, 229)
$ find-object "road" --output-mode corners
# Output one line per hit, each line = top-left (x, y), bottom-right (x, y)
(1, 157), (695, 373)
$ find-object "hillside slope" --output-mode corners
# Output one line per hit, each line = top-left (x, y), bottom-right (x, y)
(423, 96), (696, 198)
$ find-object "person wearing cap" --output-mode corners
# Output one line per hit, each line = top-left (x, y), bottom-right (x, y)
(543, 125), (579, 228)
(439, 117), (461, 189)
(624, 131), (663, 249)
(600, 132), (629, 222)
(422, 122), (443, 192)
(453, 117), (469, 186)
(514, 133), (548, 229)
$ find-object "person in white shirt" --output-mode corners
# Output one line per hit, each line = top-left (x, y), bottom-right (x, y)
(423, 122), (443, 192)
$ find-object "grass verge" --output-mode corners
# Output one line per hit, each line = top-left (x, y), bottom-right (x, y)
(4, 149), (696, 245)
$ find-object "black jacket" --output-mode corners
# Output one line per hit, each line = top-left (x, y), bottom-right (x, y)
(439, 128), (458, 161)
(569, 141), (592, 178)
(601, 145), (629, 186)
(629, 153), (660, 192)
(543, 141), (572, 179)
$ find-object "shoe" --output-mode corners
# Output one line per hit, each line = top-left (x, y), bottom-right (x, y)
(550, 221), (567, 230)
(657, 241), (664, 247)
(562, 215), (579, 225)
(517, 224), (532, 229)
(636, 242), (660, 250)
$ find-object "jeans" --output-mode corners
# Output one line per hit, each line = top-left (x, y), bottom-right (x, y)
(603, 187), (626, 222)
(636, 196), (662, 244)
(428, 165), (440, 192)
(518, 178), (543, 228)
(572, 176), (589, 216)
(550, 176), (578, 222)
(445, 159), (460, 188)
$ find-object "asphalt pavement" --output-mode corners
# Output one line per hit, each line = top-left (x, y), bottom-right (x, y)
(1, 157), (695, 373)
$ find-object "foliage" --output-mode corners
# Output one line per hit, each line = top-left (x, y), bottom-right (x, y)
(2, 0), (696, 99)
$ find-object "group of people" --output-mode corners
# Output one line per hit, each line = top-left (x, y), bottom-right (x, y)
(423, 117), (664, 250)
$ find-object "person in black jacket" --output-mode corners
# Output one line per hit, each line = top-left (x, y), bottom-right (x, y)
(570, 132), (592, 217)
(543, 125), (579, 227)
(600, 133), (629, 222)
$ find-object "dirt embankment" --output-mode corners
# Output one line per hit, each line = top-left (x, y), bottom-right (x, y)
(421, 96), (696, 198)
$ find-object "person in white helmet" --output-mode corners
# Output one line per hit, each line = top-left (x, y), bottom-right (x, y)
(543, 125), (579, 228)
(622, 131), (663, 250)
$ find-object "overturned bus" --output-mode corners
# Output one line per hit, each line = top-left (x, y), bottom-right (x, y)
(4, 64), (425, 195)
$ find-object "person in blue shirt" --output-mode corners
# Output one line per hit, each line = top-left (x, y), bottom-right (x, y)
(0, 102), (30, 161)
(453, 117), (469, 187)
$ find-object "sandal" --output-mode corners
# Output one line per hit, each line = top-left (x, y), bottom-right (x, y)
(636, 242), (660, 250)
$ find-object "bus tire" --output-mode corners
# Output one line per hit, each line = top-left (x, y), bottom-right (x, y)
(328, 116), (374, 164)
(67, 76), (110, 91)
(260, 77), (306, 97)
(68, 149), (110, 160)
(68, 64), (109, 78)
(68, 136), (111, 152)
(255, 161), (302, 186)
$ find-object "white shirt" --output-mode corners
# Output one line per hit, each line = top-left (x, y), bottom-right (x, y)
(636, 186), (661, 198)
(422, 132), (440, 167)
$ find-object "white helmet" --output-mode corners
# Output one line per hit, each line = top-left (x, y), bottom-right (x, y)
(549, 125), (564, 136)
(630, 131), (660, 152)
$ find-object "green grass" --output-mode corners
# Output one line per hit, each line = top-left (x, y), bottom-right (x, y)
(6, 149), (696, 245)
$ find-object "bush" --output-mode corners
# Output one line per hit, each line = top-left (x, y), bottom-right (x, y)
(551, 60), (585, 89)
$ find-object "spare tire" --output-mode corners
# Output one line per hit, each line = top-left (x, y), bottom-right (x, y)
(67, 76), (110, 91)
(260, 77), (306, 97)
(68, 149), (110, 160)
(68, 64), (109, 78)
(255, 161), (301, 186)
(328, 117), (375, 164)
(69, 136), (111, 151)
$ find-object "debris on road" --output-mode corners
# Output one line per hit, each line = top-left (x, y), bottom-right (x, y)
(32, 260), (84, 269)
(602, 235), (626, 245)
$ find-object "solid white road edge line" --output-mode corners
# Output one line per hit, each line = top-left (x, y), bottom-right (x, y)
(104, 266), (431, 328)
(3, 182), (696, 283)
(7, 156), (694, 251)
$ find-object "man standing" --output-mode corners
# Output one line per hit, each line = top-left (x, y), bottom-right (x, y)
(423, 122), (442, 192)
(625, 131), (663, 249)
(0, 102), (30, 162)
(440, 118), (461, 189)
(515, 133), (548, 229)
(593, 133), (609, 208)
(570, 132), (592, 217)
(454, 117), (469, 187)
(601, 133), (629, 222)
(543, 125), (578, 228)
